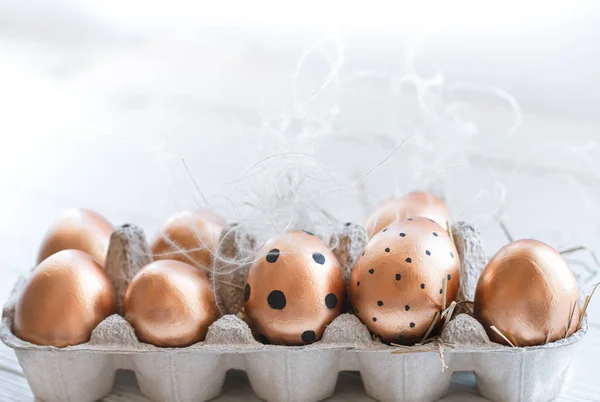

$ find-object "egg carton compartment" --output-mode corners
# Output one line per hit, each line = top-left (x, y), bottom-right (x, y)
(0, 221), (588, 402)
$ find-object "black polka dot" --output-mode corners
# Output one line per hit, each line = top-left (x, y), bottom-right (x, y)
(302, 230), (315, 236)
(362, 251), (365, 256)
(447, 274), (451, 280)
(408, 218), (413, 221)
(399, 233), (406, 237)
(267, 290), (286, 310)
(377, 300), (383, 307)
(266, 249), (280, 263)
(395, 274), (401, 281)
(357, 281), (360, 286)
(345, 222), (352, 227)
(312, 252), (326, 265)
(244, 283), (251, 301)
(325, 293), (338, 309)
(301, 330), (316, 343)
(439, 289), (443, 294)
(420, 283), (425, 289)
(433, 232), (438, 237)
(372, 317), (377, 322)
(405, 305), (410, 311)
(426, 250), (431, 256)
(385, 247), (390, 253)
(405, 258), (412, 263)
(410, 322), (415, 328)
(450, 252), (454, 258)
(382, 228), (388, 232)
(259, 334), (270, 344)
(369, 268), (375, 274)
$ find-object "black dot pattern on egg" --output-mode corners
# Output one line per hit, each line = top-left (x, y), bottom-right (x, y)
(244, 283), (251, 301)
(267, 290), (286, 310)
(325, 293), (338, 309)
(348, 217), (460, 345)
(245, 230), (346, 346)
(266, 249), (280, 263)
(312, 252), (325, 265)
(301, 330), (316, 343)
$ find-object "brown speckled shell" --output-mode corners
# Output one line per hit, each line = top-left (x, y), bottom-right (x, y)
(244, 230), (346, 345)
(474, 239), (580, 347)
(365, 192), (449, 237)
(350, 218), (460, 345)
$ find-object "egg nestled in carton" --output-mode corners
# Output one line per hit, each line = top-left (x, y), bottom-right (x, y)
(244, 230), (346, 345)
(123, 259), (220, 347)
(350, 217), (460, 344)
(14, 250), (117, 347)
(474, 239), (581, 347)
(13, 209), (117, 347)
(120, 210), (224, 347)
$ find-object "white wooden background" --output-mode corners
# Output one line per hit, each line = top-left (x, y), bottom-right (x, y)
(1, 2), (599, 400)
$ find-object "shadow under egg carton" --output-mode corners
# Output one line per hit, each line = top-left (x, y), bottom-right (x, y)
(0, 221), (588, 402)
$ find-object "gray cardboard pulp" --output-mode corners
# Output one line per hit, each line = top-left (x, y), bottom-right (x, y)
(0, 222), (588, 402)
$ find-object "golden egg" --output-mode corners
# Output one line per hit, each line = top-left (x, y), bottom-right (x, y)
(14, 250), (117, 347)
(123, 260), (220, 347)
(350, 218), (460, 344)
(474, 239), (580, 347)
(37, 208), (113, 267)
(244, 230), (346, 345)
(365, 191), (449, 237)
(150, 209), (224, 273)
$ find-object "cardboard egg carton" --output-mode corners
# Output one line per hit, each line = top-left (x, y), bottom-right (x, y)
(0, 222), (587, 402)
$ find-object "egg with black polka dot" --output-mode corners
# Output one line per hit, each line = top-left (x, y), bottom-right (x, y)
(350, 217), (460, 345)
(244, 230), (346, 345)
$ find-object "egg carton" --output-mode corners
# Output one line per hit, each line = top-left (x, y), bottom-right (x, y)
(0, 222), (587, 402)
